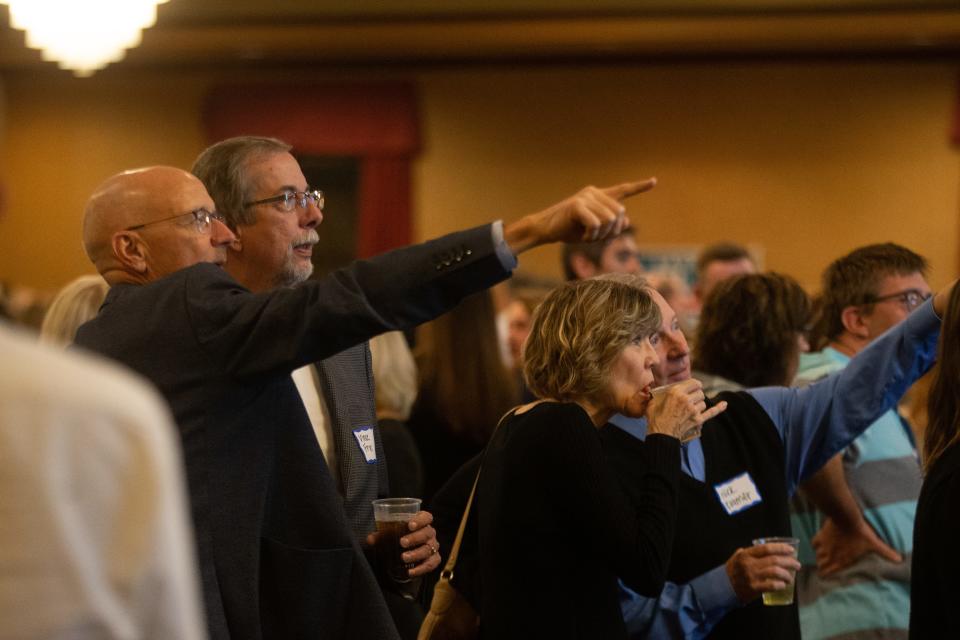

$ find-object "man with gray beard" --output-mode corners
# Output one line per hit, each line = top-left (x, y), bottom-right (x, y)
(191, 136), (433, 637)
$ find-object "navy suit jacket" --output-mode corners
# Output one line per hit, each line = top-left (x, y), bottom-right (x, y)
(75, 225), (509, 640)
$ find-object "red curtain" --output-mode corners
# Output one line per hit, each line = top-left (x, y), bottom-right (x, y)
(202, 83), (420, 257)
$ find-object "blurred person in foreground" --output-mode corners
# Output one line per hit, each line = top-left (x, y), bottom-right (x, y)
(605, 269), (950, 638)
(39, 274), (108, 347)
(0, 321), (204, 639)
(479, 274), (725, 639)
(74, 162), (655, 640)
(910, 282), (960, 638)
(792, 244), (931, 639)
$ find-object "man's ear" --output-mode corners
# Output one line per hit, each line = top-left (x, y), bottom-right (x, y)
(229, 225), (242, 251)
(569, 253), (597, 280)
(111, 231), (148, 274)
(840, 304), (870, 339)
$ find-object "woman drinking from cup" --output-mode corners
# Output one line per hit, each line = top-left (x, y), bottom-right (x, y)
(478, 274), (726, 639)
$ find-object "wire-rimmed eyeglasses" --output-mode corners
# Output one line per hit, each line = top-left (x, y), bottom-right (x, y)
(243, 189), (324, 213)
(126, 208), (226, 234)
(862, 288), (932, 312)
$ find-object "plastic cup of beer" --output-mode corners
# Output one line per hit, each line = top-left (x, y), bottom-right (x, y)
(650, 382), (701, 442)
(751, 536), (800, 606)
(372, 498), (422, 598)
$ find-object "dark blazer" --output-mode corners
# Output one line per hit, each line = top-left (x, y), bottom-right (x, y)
(74, 225), (509, 640)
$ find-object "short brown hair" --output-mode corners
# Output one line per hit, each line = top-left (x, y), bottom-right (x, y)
(694, 272), (810, 387)
(561, 227), (636, 281)
(523, 274), (660, 403)
(696, 242), (754, 280)
(817, 243), (928, 343)
(191, 136), (292, 229)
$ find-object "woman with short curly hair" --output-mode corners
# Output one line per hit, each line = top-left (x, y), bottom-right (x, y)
(478, 274), (726, 639)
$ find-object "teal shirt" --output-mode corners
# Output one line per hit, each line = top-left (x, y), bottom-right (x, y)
(791, 347), (920, 639)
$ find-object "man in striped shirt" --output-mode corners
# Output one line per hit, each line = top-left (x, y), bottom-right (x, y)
(791, 243), (931, 640)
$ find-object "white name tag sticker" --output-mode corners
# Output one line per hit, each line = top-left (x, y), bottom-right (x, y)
(353, 427), (377, 464)
(714, 472), (762, 515)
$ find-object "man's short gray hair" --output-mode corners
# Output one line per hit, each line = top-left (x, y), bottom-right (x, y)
(191, 136), (292, 228)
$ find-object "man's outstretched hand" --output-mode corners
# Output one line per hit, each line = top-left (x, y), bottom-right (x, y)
(503, 179), (657, 255)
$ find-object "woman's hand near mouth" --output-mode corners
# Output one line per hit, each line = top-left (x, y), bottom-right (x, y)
(645, 379), (727, 440)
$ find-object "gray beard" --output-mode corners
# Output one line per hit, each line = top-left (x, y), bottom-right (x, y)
(274, 260), (314, 289)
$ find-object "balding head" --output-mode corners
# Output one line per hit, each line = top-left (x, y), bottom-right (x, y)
(82, 166), (235, 285)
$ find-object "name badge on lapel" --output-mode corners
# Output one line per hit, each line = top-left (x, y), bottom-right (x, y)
(353, 427), (377, 464)
(714, 472), (762, 515)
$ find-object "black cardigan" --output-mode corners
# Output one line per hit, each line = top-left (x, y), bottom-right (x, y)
(478, 402), (680, 639)
(910, 440), (960, 638)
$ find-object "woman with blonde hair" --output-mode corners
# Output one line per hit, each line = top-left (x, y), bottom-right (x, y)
(478, 274), (725, 639)
(39, 275), (108, 347)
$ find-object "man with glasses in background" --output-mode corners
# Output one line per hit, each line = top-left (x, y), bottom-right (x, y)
(790, 243), (932, 640)
(74, 163), (652, 640)
(190, 136), (434, 638)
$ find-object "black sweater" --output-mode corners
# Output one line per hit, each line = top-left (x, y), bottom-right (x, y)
(602, 391), (798, 640)
(478, 402), (680, 639)
(910, 440), (960, 639)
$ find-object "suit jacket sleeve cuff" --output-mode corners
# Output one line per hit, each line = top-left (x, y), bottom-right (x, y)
(491, 220), (519, 271)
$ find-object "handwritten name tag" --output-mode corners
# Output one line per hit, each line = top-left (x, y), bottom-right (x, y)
(714, 472), (762, 515)
(353, 427), (377, 464)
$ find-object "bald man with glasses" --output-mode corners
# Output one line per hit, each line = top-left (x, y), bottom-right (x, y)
(75, 164), (654, 640)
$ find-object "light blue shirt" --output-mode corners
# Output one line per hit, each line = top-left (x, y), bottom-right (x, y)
(791, 347), (920, 638)
(491, 220), (519, 270)
(612, 299), (941, 639)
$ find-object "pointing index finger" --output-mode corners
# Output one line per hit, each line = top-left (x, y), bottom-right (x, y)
(603, 177), (657, 201)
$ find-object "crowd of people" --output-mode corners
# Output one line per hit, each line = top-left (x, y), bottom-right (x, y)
(1, 134), (956, 640)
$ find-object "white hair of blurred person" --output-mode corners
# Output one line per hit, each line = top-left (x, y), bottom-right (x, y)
(369, 331), (419, 421)
(40, 274), (109, 347)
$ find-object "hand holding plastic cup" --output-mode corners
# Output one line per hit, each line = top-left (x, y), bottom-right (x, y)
(372, 498), (422, 598)
(751, 536), (800, 605)
(649, 381), (718, 442)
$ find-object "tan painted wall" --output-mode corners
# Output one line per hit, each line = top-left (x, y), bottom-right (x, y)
(416, 63), (960, 291)
(0, 61), (957, 293)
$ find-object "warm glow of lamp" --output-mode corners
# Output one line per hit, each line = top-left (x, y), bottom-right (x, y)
(2, 0), (169, 76)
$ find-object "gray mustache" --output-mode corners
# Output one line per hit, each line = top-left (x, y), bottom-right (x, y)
(293, 230), (319, 247)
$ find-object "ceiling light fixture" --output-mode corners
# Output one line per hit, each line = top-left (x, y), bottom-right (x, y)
(2, 0), (169, 76)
